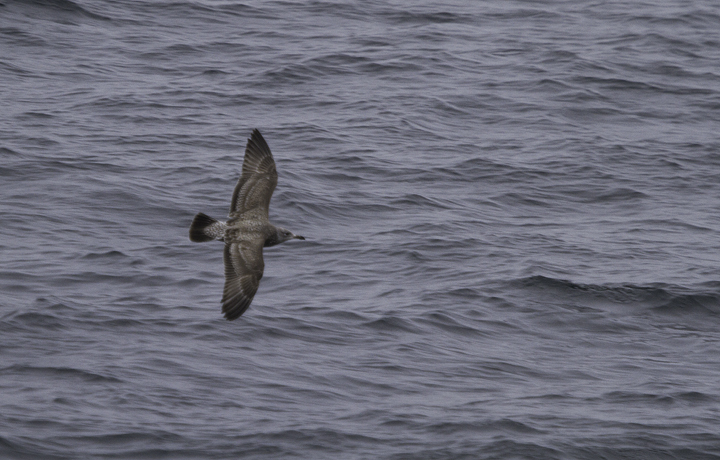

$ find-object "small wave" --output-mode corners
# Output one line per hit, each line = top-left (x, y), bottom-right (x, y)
(201, 69), (229, 77)
(652, 291), (720, 316)
(2, 310), (67, 331)
(382, 9), (472, 26)
(15, 0), (111, 22)
(361, 316), (419, 333)
(515, 275), (720, 316)
(0, 60), (35, 77)
(427, 418), (544, 435)
(2, 364), (122, 384)
(79, 250), (128, 260)
(389, 193), (453, 210)
(415, 311), (488, 338)
(601, 390), (717, 405)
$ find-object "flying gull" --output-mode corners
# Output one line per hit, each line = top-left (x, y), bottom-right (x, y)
(189, 129), (305, 320)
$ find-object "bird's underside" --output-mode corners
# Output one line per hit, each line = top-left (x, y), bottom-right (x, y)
(189, 129), (303, 320)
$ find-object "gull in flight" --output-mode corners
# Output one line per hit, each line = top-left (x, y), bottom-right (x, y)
(189, 129), (305, 320)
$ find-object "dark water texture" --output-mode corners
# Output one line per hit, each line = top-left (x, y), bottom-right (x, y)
(2, 0), (720, 458)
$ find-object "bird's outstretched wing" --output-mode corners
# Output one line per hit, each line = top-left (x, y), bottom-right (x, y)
(229, 129), (278, 220)
(221, 239), (265, 320)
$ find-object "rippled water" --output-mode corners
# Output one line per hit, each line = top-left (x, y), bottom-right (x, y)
(2, 0), (720, 458)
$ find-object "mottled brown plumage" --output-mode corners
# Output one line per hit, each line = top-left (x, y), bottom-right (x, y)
(189, 129), (305, 320)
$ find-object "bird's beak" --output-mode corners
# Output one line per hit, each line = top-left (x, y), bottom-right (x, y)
(294, 234), (305, 240)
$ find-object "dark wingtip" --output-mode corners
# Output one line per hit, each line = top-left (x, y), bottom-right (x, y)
(221, 296), (252, 321)
(245, 128), (272, 160)
(250, 128), (265, 143)
(223, 305), (248, 321)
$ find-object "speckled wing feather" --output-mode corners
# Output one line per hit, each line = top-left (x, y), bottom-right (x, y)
(229, 129), (278, 220)
(221, 240), (265, 320)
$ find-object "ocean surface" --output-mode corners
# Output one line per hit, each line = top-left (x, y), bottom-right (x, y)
(2, 0), (720, 458)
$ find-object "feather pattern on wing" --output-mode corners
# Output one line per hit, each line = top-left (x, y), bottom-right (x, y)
(221, 240), (265, 320)
(229, 129), (278, 219)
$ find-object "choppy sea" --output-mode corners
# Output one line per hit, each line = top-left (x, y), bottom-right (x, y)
(2, 0), (720, 458)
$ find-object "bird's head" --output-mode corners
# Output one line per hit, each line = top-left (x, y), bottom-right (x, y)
(266, 227), (305, 247)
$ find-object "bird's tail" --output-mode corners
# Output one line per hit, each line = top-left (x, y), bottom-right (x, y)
(189, 213), (226, 242)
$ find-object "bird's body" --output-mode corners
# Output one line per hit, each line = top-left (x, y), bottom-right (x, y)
(189, 129), (304, 320)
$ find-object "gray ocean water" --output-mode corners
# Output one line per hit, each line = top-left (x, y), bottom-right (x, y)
(2, 0), (720, 458)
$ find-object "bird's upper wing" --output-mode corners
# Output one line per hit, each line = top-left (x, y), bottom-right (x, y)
(221, 238), (265, 320)
(229, 129), (278, 220)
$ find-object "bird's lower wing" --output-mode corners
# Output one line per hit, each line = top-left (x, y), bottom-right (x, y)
(221, 241), (264, 320)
